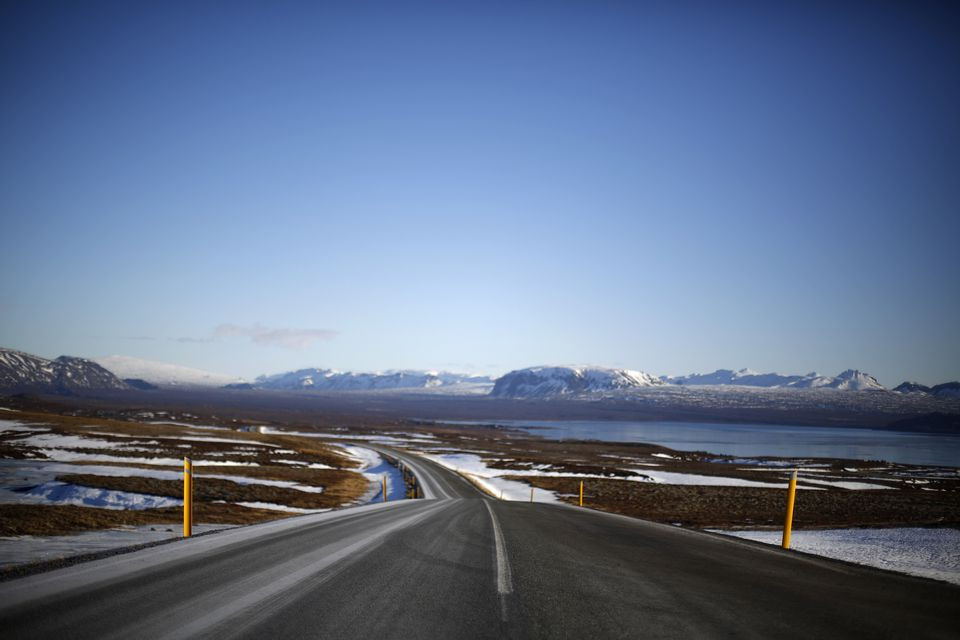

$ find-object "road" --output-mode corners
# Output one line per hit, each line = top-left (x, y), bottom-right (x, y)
(1, 448), (957, 639)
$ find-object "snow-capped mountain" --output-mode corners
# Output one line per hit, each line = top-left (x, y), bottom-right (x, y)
(662, 368), (803, 387)
(785, 369), (885, 391)
(94, 355), (246, 388)
(0, 348), (129, 394)
(255, 368), (493, 391)
(491, 366), (663, 398)
(662, 368), (886, 391)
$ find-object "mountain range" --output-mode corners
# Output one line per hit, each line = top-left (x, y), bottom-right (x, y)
(2, 347), (958, 400)
(660, 368), (885, 391)
(254, 368), (493, 391)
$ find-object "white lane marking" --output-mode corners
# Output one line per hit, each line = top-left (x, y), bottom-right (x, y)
(147, 500), (451, 640)
(485, 501), (513, 596)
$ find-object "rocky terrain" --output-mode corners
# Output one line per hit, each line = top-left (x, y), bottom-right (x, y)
(0, 349), (128, 395)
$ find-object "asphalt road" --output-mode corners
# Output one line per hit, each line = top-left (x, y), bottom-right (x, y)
(1, 448), (957, 639)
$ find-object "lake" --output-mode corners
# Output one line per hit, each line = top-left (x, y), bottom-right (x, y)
(476, 420), (960, 467)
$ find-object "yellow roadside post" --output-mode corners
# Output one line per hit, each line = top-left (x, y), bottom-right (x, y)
(579, 480), (584, 507)
(530, 487), (534, 503)
(782, 469), (798, 549)
(183, 457), (192, 538)
(382, 475), (388, 502)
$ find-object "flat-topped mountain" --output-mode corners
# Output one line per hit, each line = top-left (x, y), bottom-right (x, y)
(663, 368), (885, 391)
(254, 368), (493, 391)
(662, 368), (802, 387)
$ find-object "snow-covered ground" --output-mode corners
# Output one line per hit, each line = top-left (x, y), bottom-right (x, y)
(712, 528), (960, 585)
(229, 502), (329, 514)
(420, 452), (815, 495)
(90, 432), (283, 447)
(0, 418), (398, 568)
(339, 445), (408, 503)
(14, 482), (182, 510)
(419, 453), (562, 502)
(0, 524), (234, 569)
(627, 469), (800, 488)
(259, 427), (437, 446)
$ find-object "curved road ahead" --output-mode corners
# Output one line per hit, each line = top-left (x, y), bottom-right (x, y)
(1, 448), (957, 639)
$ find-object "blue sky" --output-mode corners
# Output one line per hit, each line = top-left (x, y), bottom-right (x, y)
(1, 1), (958, 386)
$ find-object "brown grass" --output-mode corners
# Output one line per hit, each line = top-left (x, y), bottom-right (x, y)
(0, 408), (353, 469)
(516, 476), (960, 529)
(0, 503), (297, 537)
(56, 472), (368, 509)
(0, 408), (374, 536)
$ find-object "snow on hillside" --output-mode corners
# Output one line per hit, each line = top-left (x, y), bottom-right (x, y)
(94, 356), (246, 388)
(491, 366), (663, 398)
(662, 368), (803, 387)
(0, 348), (128, 393)
(663, 368), (886, 391)
(255, 368), (493, 391)
(786, 369), (885, 391)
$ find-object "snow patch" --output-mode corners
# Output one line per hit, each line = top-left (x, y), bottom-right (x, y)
(232, 502), (330, 514)
(16, 482), (181, 510)
(712, 528), (960, 585)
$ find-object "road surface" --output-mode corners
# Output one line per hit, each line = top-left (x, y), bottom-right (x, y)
(1, 447), (957, 639)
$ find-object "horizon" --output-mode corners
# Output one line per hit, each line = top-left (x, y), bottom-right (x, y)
(2, 345), (951, 388)
(2, 2), (958, 388)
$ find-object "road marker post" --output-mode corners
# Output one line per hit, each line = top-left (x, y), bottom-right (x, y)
(382, 475), (388, 502)
(579, 480), (584, 507)
(530, 487), (533, 503)
(183, 457), (192, 538)
(782, 469), (798, 549)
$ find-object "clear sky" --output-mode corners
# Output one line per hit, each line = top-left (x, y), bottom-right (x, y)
(1, 1), (958, 386)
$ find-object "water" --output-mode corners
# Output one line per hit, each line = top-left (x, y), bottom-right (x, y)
(479, 420), (960, 467)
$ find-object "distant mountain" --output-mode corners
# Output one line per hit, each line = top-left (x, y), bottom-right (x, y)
(491, 366), (663, 398)
(895, 381), (960, 398)
(254, 368), (493, 392)
(893, 381), (932, 394)
(931, 382), (960, 398)
(94, 356), (246, 388)
(123, 378), (158, 390)
(0, 347), (129, 395)
(223, 382), (255, 390)
(785, 369), (885, 391)
(663, 368), (885, 391)
(662, 368), (803, 387)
